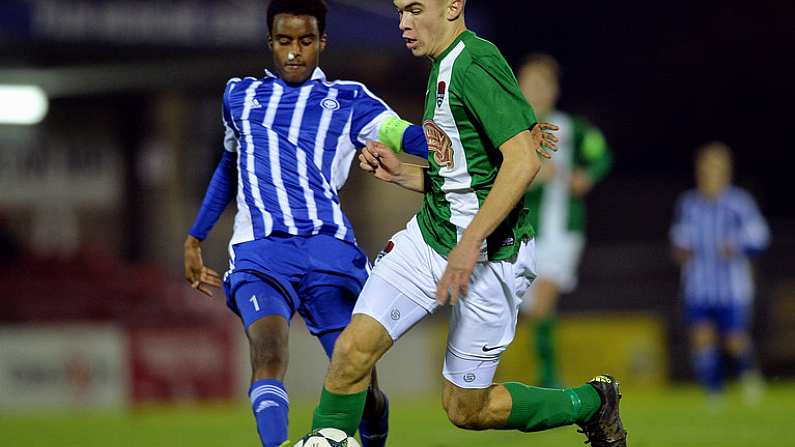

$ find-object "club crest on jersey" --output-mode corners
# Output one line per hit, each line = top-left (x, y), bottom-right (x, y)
(423, 120), (454, 169)
(436, 81), (446, 108)
(321, 97), (340, 111)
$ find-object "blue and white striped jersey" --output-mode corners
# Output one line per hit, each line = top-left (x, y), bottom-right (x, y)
(670, 186), (770, 305)
(222, 68), (396, 247)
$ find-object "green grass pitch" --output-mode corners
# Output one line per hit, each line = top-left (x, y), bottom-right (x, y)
(3, 384), (792, 446)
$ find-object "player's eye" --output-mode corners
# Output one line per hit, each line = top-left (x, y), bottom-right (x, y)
(301, 38), (314, 46)
(278, 38), (290, 45)
(410, 8), (422, 15)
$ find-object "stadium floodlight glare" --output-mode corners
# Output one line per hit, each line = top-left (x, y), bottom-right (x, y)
(0, 85), (49, 125)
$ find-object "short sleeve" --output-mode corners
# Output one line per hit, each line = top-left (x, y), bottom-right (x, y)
(459, 60), (537, 149)
(349, 84), (398, 147)
(222, 80), (240, 153)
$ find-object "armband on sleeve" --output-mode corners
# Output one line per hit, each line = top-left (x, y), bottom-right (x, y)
(378, 116), (412, 153)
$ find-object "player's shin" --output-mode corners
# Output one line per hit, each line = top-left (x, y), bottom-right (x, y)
(249, 379), (290, 447)
(500, 382), (601, 431)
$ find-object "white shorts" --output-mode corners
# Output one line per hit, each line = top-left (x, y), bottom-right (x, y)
(352, 217), (536, 389)
(531, 231), (584, 294)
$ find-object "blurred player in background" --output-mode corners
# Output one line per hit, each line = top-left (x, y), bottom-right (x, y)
(309, 1), (627, 446)
(517, 54), (613, 387)
(182, 1), (427, 445)
(670, 142), (770, 406)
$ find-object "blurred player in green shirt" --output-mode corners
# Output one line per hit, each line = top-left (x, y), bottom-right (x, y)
(518, 54), (613, 388)
(306, 2), (626, 446)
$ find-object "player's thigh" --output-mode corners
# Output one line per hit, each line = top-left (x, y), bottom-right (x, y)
(444, 259), (526, 389)
(296, 235), (368, 341)
(226, 271), (296, 330)
(356, 217), (439, 341)
(352, 272), (431, 342)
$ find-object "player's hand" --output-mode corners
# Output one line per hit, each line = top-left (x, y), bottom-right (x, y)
(720, 241), (738, 259)
(570, 168), (594, 197)
(184, 235), (222, 297)
(531, 122), (560, 159)
(671, 246), (692, 266)
(360, 140), (403, 183)
(435, 237), (481, 306)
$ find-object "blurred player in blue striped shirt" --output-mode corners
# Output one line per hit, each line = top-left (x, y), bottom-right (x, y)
(670, 142), (770, 405)
(182, 1), (427, 445)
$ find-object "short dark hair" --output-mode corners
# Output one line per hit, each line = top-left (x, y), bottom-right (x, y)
(518, 53), (561, 79)
(267, 0), (328, 35)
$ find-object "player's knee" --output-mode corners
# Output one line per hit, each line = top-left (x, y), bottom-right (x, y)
(442, 385), (488, 430)
(330, 330), (378, 378)
(444, 397), (485, 430)
(726, 332), (749, 354)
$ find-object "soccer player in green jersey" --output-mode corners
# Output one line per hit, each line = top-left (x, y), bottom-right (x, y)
(308, 1), (627, 446)
(517, 54), (613, 388)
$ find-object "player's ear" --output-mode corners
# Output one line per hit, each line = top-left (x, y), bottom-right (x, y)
(447, 0), (464, 21)
(267, 33), (274, 51)
(319, 33), (328, 52)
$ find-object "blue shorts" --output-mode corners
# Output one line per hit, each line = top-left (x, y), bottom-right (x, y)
(684, 302), (750, 334)
(224, 234), (369, 336)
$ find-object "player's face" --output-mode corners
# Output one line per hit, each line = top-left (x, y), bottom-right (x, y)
(268, 14), (327, 84)
(696, 148), (732, 197)
(518, 63), (559, 119)
(395, 0), (450, 58)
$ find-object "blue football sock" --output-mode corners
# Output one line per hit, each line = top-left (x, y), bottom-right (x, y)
(359, 391), (389, 447)
(249, 379), (289, 447)
(692, 347), (722, 393)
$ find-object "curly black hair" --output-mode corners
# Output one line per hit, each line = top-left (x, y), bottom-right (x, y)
(267, 0), (328, 35)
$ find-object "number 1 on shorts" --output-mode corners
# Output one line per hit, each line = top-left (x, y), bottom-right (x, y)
(250, 295), (260, 312)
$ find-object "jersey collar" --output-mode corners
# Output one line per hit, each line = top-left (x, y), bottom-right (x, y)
(263, 67), (327, 82)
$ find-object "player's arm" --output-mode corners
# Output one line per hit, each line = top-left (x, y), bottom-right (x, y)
(669, 195), (693, 266)
(347, 83), (429, 159)
(734, 193), (770, 256)
(184, 86), (238, 297)
(437, 131), (540, 304)
(359, 140), (426, 193)
(571, 120), (612, 197)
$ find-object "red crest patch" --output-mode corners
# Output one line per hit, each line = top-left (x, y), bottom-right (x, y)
(436, 81), (447, 108)
(423, 120), (454, 169)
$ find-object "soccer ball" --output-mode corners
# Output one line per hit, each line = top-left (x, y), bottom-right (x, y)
(294, 428), (360, 447)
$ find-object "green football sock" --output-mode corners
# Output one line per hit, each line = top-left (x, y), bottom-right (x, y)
(534, 317), (560, 387)
(502, 382), (601, 432)
(311, 387), (368, 436)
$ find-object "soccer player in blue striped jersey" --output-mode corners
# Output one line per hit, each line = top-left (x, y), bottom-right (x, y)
(670, 142), (770, 405)
(183, 1), (426, 446)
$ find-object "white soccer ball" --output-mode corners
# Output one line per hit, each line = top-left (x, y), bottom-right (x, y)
(294, 428), (361, 447)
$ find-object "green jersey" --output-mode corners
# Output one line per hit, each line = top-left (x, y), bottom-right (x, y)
(417, 30), (537, 261)
(524, 111), (612, 234)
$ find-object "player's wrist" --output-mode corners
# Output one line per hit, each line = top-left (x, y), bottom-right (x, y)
(185, 235), (202, 248)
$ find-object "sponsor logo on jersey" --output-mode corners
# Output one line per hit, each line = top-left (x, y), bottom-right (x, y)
(436, 81), (446, 108)
(321, 97), (340, 111)
(463, 373), (476, 383)
(423, 120), (454, 169)
(390, 307), (401, 321)
(247, 98), (262, 109)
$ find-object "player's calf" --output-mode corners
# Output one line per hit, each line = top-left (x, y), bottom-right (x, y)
(442, 381), (510, 430)
(248, 315), (290, 380)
